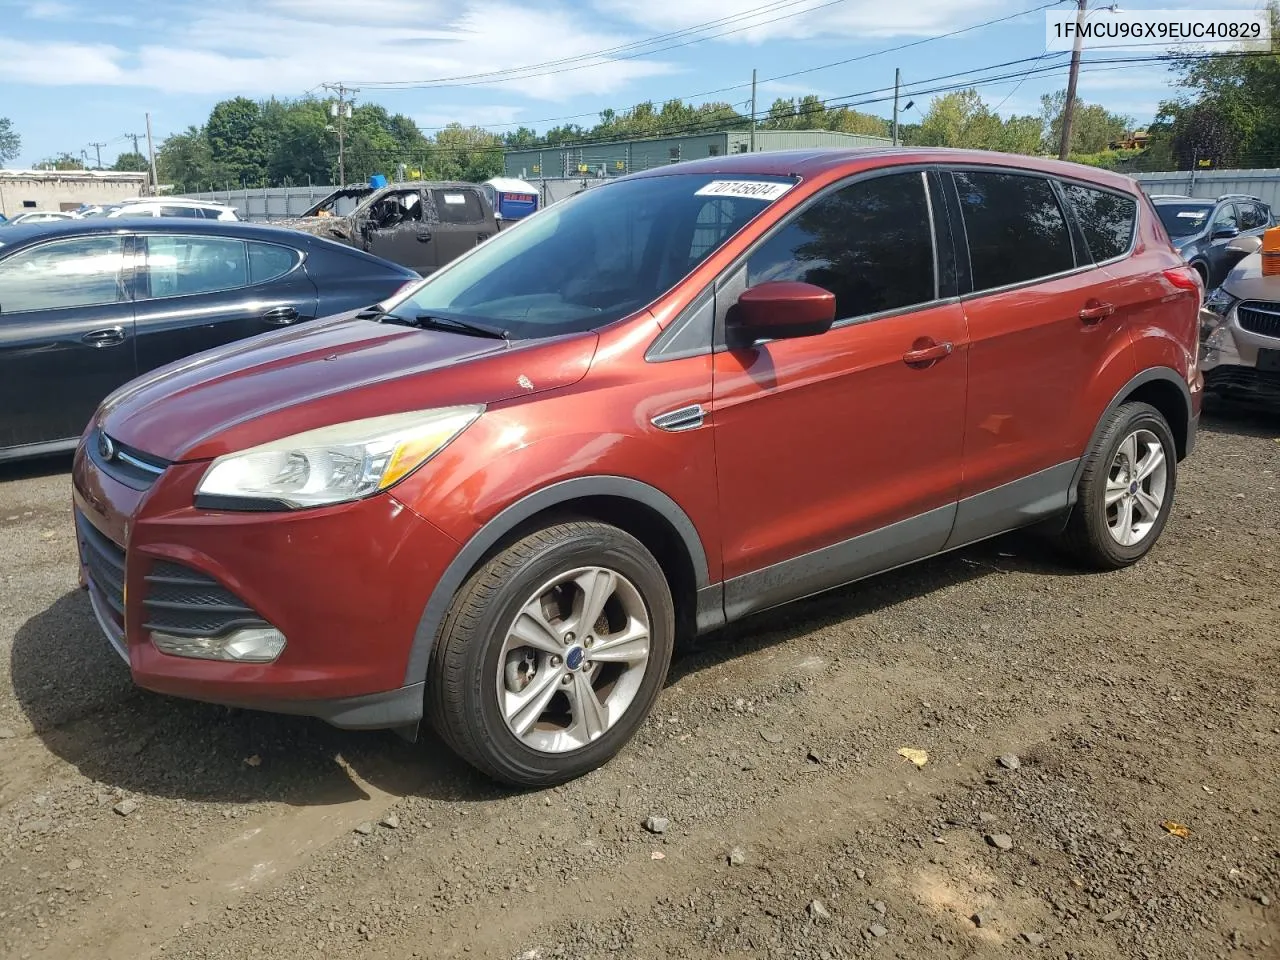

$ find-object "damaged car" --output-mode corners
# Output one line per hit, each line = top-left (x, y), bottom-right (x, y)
(275, 180), (498, 276)
(1200, 227), (1280, 405)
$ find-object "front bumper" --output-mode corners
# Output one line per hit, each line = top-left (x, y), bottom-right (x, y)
(1200, 303), (1280, 404)
(71, 432), (461, 728)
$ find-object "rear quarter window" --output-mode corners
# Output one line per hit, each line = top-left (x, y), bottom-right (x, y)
(247, 241), (300, 284)
(432, 189), (486, 225)
(1060, 183), (1137, 262)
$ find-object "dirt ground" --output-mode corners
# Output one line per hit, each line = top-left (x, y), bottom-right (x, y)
(0, 406), (1277, 960)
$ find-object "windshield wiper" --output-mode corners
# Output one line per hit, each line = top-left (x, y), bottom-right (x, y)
(357, 304), (509, 339)
(357, 303), (417, 326)
(413, 314), (510, 340)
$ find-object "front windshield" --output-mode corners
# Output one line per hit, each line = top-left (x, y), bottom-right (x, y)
(390, 173), (798, 339)
(1156, 202), (1213, 238)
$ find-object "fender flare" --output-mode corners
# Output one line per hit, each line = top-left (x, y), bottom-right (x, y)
(1067, 366), (1193, 506)
(402, 475), (711, 686)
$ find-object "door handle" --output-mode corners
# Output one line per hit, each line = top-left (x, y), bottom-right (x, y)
(1079, 301), (1116, 324)
(902, 340), (953, 366)
(416, 230), (432, 243)
(262, 306), (299, 325)
(82, 326), (125, 347)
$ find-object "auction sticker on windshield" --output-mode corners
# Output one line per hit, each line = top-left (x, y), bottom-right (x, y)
(694, 180), (794, 201)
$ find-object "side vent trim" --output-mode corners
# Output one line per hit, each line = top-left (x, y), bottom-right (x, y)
(651, 404), (706, 432)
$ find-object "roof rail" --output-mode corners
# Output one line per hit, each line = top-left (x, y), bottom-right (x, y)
(1217, 193), (1265, 202)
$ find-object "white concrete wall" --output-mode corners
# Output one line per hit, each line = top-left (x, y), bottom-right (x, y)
(0, 174), (147, 216)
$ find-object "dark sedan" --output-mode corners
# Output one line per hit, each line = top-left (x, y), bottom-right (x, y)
(0, 219), (419, 461)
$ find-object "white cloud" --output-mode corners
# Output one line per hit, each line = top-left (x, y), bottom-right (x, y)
(0, 0), (677, 100)
(593, 0), (1010, 44)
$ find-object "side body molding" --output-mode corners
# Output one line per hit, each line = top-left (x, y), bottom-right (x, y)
(404, 475), (715, 686)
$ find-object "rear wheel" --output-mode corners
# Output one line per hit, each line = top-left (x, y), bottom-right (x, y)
(427, 521), (674, 787)
(1060, 401), (1177, 570)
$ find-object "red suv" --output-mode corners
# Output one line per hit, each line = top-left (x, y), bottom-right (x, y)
(72, 149), (1202, 786)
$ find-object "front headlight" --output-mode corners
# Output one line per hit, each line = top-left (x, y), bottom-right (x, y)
(195, 405), (483, 509)
(1203, 288), (1236, 318)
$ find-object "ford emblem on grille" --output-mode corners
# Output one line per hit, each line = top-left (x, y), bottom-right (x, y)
(98, 432), (116, 461)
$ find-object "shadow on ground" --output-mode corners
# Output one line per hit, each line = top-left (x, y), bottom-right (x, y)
(11, 530), (1073, 808)
(0, 452), (74, 483)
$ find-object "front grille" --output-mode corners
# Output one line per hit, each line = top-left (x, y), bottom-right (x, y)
(88, 428), (170, 492)
(1238, 301), (1280, 339)
(76, 510), (125, 627)
(143, 560), (267, 638)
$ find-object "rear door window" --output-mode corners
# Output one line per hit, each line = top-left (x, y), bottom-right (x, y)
(143, 235), (249, 297)
(746, 171), (937, 321)
(1238, 202), (1268, 230)
(952, 171), (1075, 292)
(432, 189), (486, 224)
(1059, 183), (1137, 263)
(0, 236), (128, 312)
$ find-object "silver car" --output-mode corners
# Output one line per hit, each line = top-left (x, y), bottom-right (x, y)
(1200, 234), (1280, 405)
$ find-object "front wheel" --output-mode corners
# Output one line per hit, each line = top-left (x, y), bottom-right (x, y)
(427, 521), (674, 787)
(1060, 401), (1177, 570)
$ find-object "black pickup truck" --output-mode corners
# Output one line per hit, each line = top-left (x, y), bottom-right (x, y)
(276, 181), (498, 276)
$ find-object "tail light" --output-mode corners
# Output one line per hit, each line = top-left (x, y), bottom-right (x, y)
(1163, 265), (1202, 294)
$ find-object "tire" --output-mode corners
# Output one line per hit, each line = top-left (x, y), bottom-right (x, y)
(1190, 260), (1209, 288)
(427, 520), (675, 787)
(1060, 401), (1178, 570)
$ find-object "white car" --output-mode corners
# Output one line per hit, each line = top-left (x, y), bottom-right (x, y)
(1, 211), (78, 225)
(102, 198), (240, 221)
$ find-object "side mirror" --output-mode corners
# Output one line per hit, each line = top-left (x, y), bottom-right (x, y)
(728, 281), (836, 345)
(1225, 234), (1262, 257)
(1212, 224), (1240, 240)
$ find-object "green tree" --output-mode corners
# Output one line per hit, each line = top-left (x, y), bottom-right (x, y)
(157, 126), (213, 192)
(111, 151), (149, 172)
(504, 127), (540, 148)
(0, 117), (19, 165)
(1152, 2), (1280, 167)
(38, 152), (85, 170)
(915, 89), (1043, 153)
(207, 96), (266, 185)
(1039, 91), (1131, 154)
(427, 123), (504, 181)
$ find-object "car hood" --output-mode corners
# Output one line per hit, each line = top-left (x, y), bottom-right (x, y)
(273, 217), (357, 241)
(98, 310), (599, 463)
(1220, 252), (1280, 301)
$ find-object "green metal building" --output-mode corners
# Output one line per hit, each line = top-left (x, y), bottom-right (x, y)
(503, 129), (893, 180)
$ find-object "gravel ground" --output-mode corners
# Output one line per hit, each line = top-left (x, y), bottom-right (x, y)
(0, 407), (1276, 960)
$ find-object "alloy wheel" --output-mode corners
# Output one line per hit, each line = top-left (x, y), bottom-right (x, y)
(496, 566), (651, 754)
(1104, 428), (1168, 546)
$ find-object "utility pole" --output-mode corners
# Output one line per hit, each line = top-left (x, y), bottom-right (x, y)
(125, 133), (143, 156)
(1058, 0), (1087, 160)
(750, 69), (757, 153)
(87, 141), (107, 169)
(892, 68), (901, 147)
(322, 82), (359, 185)
(144, 112), (159, 197)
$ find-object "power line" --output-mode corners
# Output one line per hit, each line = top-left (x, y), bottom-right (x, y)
(346, 0), (854, 89)
(348, 0), (1069, 92)
(398, 0), (1070, 136)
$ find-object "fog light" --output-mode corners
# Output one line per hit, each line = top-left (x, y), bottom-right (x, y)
(151, 627), (287, 662)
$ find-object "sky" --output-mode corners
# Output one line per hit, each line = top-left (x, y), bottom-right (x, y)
(0, 0), (1263, 169)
